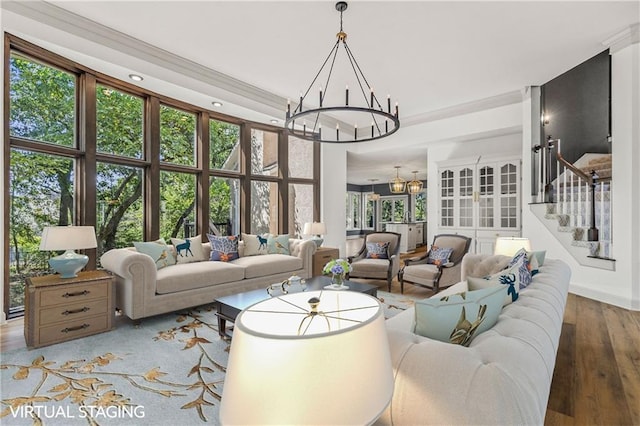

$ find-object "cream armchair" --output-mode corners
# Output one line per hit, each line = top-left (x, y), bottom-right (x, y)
(347, 232), (401, 292)
(399, 234), (472, 294)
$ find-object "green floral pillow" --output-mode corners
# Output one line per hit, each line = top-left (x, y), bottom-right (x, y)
(133, 239), (176, 270)
(414, 285), (506, 346)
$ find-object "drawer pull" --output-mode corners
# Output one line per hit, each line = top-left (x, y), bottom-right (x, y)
(62, 290), (90, 298)
(62, 307), (90, 315)
(61, 324), (90, 333)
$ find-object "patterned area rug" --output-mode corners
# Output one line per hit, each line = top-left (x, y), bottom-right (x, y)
(1, 290), (418, 425)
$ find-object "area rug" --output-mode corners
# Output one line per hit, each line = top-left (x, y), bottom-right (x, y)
(0, 290), (418, 425)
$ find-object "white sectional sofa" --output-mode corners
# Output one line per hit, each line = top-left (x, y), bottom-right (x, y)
(100, 238), (316, 320)
(377, 253), (571, 425)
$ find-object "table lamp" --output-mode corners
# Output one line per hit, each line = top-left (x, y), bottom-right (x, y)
(39, 226), (98, 278)
(303, 221), (327, 247)
(220, 290), (394, 425)
(494, 236), (531, 257)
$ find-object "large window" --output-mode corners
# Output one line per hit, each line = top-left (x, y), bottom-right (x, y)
(413, 192), (426, 222)
(9, 53), (75, 147)
(4, 37), (320, 317)
(97, 85), (143, 158)
(346, 192), (361, 230)
(380, 196), (407, 224)
(9, 150), (74, 314)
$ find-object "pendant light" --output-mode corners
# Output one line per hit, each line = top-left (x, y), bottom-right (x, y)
(368, 179), (380, 201)
(407, 171), (423, 194)
(389, 166), (406, 194)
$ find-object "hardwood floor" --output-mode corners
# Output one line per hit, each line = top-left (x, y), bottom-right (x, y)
(1, 278), (638, 425)
(545, 293), (640, 426)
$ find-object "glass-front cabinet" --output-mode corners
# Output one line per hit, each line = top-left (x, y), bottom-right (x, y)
(437, 155), (521, 254)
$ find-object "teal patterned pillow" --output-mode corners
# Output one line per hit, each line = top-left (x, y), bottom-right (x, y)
(414, 285), (506, 346)
(366, 242), (389, 259)
(267, 234), (290, 255)
(207, 234), (239, 262)
(134, 239), (176, 270)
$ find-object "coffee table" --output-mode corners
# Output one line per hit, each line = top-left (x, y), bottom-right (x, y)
(214, 275), (377, 339)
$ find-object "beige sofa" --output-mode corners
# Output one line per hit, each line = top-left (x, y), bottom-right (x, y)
(377, 253), (571, 425)
(100, 238), (316, 320)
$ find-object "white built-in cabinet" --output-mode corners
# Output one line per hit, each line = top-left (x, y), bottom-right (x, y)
(437, 155), (521, 254)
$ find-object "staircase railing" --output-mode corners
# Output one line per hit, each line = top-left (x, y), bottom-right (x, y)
(532, 137), (613, 257)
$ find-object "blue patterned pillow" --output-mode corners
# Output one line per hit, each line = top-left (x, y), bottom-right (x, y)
(427, 246), (454, 266)
(267, 234), (290, 255)
(508, 249), (532, 289)
(207, 234), (239, 262)
(366, 242), (389, 259)
(467, 261), (522, 306)
(134, 239), (176, 270)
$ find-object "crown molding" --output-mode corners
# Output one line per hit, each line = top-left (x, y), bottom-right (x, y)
(401, 90), (522, 128)
(2, 0), (526, 131)
(603, 23), (640, 54)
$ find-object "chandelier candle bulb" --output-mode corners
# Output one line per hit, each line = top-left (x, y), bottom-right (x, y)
(385, 120), (388, 133)
(336, 123), (340, 140)
(346, 85), (349, 105)
(395, 102), (399, 117)
(371, 122), (374, 138)
(370, 88), (374, 108)
(354, 123), (358, 140)
(387, 95), (391, 113)
(300, 93), (303, 112)
(319, 87), (323, 107)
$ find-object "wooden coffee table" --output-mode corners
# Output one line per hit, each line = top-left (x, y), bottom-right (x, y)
(214, 276), (377, 339)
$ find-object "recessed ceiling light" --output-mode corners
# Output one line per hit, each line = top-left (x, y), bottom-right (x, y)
(128, 74), (144, 82)
(270, 119), (278, 124)
(212, 101), (223, 107)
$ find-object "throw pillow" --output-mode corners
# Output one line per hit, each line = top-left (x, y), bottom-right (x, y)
(267, 234), (290, 255)
(509, 248), (533, 289)
(207, 234), (239, 262)
(170, 235), (207, 264)
(133, 239), (176, 270)
(366, 241), (389, 259)
(242, 233), (269, 256)
(427, 246), (454, 266)
(527, 250), (546, 266)
(467, 261), (523, 306)
(414, 285), (506, 346)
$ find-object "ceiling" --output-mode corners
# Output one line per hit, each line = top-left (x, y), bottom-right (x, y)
(7, 1), (638, 185)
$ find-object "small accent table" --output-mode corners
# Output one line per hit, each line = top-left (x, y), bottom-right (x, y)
(24, 270), (115, 349)
(214, 275), (377, 340)
(312, 247), (340, 276)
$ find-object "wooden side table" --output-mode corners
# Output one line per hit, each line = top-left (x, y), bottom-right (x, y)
(24, 270), (115, 349)
(312, 246), (340, 276)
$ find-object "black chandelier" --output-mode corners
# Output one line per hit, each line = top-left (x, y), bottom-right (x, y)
(285, 1), (400, 143)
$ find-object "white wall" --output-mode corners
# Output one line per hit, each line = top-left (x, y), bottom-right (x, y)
(522, 39), (640, 310)
(321, 144), (348, 257)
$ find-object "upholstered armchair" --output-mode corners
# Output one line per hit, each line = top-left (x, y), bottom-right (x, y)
(347, 232), (401, 292)
(399, 234), (472, 294)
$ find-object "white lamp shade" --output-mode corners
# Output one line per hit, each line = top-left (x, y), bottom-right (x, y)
(494, 237), (531, 256)
(39, 226), (98, 251)
(303, 221), (327, 235)
(220, 291), (394, 425)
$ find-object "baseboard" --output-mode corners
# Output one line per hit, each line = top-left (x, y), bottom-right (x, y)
(569, 281), (638, 311)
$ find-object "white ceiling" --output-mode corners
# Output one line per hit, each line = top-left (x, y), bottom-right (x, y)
(7, 1), (638, 185)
